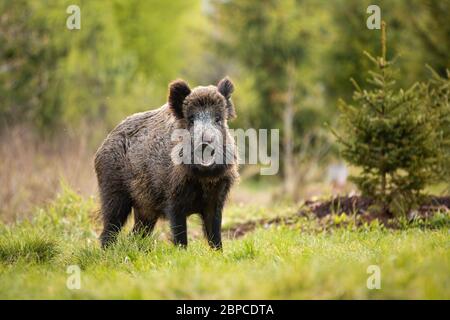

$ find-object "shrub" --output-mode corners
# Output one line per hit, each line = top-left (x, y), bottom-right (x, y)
(333, 23), (447, 215)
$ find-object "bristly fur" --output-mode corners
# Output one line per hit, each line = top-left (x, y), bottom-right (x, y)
(95, 77), (238, 250)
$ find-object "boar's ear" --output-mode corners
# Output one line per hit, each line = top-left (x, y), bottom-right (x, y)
(217, 77), (236, 119)
(218, 77), (234, 99)
(168, 79), (191, 119)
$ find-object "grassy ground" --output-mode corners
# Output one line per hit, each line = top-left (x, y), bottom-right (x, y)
(0, 186), (449, 299)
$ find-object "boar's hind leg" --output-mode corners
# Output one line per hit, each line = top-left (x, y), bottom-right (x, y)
(99, 190), (132, 248)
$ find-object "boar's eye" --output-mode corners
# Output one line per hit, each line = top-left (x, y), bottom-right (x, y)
(215, 116), (222, 124)
(188, 116), (195, 125)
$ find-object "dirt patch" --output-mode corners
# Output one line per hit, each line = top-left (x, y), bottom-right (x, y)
(224, 195), (450, 238)
(305, 195), (450, 218)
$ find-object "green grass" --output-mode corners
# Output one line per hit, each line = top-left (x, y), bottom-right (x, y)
(0, 187), (449, 299)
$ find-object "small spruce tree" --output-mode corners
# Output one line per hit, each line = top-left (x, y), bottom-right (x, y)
(333, 22), (444, 214)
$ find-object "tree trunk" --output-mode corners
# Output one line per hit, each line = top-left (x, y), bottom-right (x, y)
(283, 61), (296, 197)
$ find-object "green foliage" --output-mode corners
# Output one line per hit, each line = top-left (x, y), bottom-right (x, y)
(1, 0), (448, 149)
(0, 0), (64, 127)
(0, 0), (203, 132)
(408, 0), (450, 78)
(420, 68), (450, 185)
(325, 0), (449, 108)
(334, 24), (447, 214)
(209, 0), (329, 137)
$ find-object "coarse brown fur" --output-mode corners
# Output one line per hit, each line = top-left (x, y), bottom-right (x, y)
(94, 77), (238, 249)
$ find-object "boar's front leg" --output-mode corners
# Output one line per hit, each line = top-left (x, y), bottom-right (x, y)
(202, 205), (223, 250)
(167, 205), (188, 248)
(202, 181), (230, 250)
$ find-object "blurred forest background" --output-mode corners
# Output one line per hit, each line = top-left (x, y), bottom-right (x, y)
(0, 0), (449, 221)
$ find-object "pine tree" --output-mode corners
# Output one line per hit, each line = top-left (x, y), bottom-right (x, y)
(334, 22), (444, 214)
(421, 67), (450, 188)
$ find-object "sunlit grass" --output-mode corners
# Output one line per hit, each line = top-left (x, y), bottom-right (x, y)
(0, 187), (448, 299)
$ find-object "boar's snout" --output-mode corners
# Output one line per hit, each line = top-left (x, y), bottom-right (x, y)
(193, 142), (216, 167)
(192, 123), (222, 167)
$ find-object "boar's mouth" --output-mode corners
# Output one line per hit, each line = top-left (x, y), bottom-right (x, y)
(193, 143), (216, 167)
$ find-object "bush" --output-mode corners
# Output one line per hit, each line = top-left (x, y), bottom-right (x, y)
(333, 23), (447, 215)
